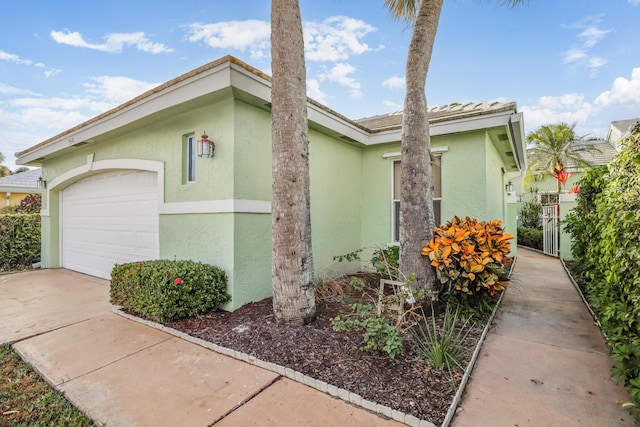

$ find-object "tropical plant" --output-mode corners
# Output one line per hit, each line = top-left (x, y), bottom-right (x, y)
(270, 0), (315, 325)
(422, 216), (513, 301)
(526, 122), (598, 193)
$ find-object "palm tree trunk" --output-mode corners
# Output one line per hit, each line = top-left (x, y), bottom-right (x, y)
(399, 0), (442, 294)
(270, 0), (316, 325)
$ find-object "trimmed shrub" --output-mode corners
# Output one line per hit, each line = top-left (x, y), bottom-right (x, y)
(110, 260), (230, 322)
(517, 226), (543, 251)
(0, 214), (41, 270)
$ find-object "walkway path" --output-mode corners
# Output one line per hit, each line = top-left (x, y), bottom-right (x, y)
(451, 247), (634, 426)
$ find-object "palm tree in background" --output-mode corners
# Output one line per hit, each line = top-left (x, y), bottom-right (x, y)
(385, 0), (523, 296)
(270, 0), (315, 325)
(526, 122), (597, 193)
(0, 152), (11, 178)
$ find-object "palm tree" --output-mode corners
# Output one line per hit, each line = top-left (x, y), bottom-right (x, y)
(0, 152), (11, 178)
(270, 0), (315, 325)
(385, 0), (523, 295)
(526, 122), (597, 193)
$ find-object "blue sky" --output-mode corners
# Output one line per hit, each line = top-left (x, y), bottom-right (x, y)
(1, 0), (639, 169)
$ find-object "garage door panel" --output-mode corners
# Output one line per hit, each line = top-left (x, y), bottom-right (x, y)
(62, 170), (160, 279)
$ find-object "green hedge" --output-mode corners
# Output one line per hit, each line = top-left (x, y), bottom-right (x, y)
(0, 214), (41, 271)
(564, 125), (640, 422)
(110, 260), (230, 322)
(516, 227), (543, 251)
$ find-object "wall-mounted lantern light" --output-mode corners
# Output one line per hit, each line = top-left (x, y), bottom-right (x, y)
(197, 132), (215, 158)
(505, 181), (513, 193)
(37, 176), (47, 189)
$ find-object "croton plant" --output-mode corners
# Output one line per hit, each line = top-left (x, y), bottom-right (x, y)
(422, 216), (513, 298)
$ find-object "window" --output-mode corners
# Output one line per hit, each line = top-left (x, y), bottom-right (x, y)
(393, 156), (442, 242)
(184, 135), (196, 183)
(539, 191), (559, 205)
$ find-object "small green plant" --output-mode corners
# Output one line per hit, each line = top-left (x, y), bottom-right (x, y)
(518, 187), (542, 229)
(110, 260), (230, 322)
(412, 303), (473, 371)
(331, 303), (405, 358)
(370, 245), (400, 280)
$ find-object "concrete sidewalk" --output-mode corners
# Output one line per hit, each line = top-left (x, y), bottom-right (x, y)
(1, 269), (403, 427)
(451, 247), (635, 426)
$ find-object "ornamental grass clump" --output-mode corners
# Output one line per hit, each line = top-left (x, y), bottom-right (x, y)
(422, 216), (513, 301)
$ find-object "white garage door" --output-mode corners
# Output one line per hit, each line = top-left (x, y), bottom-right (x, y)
(62, 170), (160, 279)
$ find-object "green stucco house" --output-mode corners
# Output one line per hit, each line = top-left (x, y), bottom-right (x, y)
(16, 56), (526, 310)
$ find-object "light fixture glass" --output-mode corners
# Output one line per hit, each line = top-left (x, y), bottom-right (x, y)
(37, 176), (46, 189)
(197, 132), (215, 158)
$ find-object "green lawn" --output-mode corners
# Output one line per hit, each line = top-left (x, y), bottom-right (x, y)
(0, 344), (94, 426)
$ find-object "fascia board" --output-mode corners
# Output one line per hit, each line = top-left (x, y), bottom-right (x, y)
(509, 112), (527, 171)
(18, 62), (237, 165)
(365, 111), (515, 146)
(0, 186), (41, 193)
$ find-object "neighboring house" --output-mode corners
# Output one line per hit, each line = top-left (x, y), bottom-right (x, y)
(523, 138), (618, 204)
(607, 118), (640, 152)
(0, 168), (42, 207)
(15, 55), (526, 310)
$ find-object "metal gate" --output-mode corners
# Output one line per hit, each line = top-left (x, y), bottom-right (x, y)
(541, 204), (559, 256)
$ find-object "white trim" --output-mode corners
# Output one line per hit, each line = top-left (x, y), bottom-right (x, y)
(382, 146), (449, 159)
(161, 199), (271, 215)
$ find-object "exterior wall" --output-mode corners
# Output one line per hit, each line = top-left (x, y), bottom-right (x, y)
(438, 131), (487, 221)
(0, 191), (35, 207)
(360, 142), (397, 252)
(309, 129), (363, 277)
(484, 132), (506, 222)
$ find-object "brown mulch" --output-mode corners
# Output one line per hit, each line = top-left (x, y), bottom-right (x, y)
(165, 274), (490, 426)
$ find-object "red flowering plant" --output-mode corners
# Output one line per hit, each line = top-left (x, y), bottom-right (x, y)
(173, 277), (183, 285)
(421, 216), (513, 302)
(553, 168), (574, 191)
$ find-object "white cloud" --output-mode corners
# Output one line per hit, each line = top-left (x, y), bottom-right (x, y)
(629, 0), (639, 5)
(0, 50), (33, 65)
(44, 69), (63, 78)
(318, 63), (362, 99)
(382, 100), (402, 112)
(594, 67), (640, 107)
(562, 17), (612, 77)
(0, 83), (39, 96)
(83, 76), (159, 106)
(562, 47), (587, 64)
(307, 79), (328, 104)
(521, 68), (640, 137)
(521, 93), (594, 132)
(304, 16), (377, 62)
(577, 25), (612, 48)
(382, 76), (405, 89)
(186, 20), (271, 59)
(50, 30), (173, 54)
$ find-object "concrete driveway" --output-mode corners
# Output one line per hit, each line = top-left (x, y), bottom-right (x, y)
(0, 269), (405, 427)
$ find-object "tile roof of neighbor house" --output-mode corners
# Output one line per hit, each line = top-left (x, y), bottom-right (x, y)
(355, 101), (518, 131)
(575, 139), (619, 167)
(0, 168), (41, 190)
(610, 118), (640, 136)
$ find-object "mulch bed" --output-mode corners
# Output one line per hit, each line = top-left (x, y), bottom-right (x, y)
(166, 274), (489, 425)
